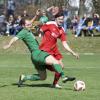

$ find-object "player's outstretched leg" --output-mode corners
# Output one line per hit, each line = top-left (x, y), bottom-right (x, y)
(62, 76), (76, 83)
(45, 55), (76, 84)
(18, 74), (41, 87)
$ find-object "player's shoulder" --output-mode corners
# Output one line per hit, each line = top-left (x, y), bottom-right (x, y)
(46, 21), (57, 26)
(46, 21), (56, 24)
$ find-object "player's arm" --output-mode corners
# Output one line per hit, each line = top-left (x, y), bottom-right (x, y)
(62, 41), (79, 59)
(47, 6), (54, 12)
(3, 37), (19, 49)
(30, 9), (41, 23)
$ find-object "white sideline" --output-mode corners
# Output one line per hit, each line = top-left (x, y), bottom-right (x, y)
(0, 52), (97, 55)
(0, 65), (99, 69)
(62, 52), (95, 55)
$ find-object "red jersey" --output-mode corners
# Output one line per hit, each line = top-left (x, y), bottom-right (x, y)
(39, 21), (66, 60)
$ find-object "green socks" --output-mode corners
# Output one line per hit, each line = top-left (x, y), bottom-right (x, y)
(24, 74), (41, 81)
(53, 64), (64, 78)
(23, 64), (64, 81)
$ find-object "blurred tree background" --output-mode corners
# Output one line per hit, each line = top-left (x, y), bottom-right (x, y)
(93, 0), (100, 14)
(0, 0), (100, 15)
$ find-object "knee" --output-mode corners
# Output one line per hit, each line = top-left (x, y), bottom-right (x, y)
(40, 75), (47, 80)
(53, 60), (59, 64)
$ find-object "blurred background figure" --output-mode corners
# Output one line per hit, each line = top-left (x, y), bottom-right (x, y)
(0, 11), (6, 36)
(62, 6), (68, 33)
(21, 10), (29, 19)
(47, 6), (59, 21)
(39, 9), (49, 24)
(6, 0), (16, 19)
(6, 15), (15, 36)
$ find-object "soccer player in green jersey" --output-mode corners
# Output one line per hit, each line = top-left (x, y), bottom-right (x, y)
(3, 19), (73, 88)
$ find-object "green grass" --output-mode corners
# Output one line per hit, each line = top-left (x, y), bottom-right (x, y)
(0, 36), (100, 100)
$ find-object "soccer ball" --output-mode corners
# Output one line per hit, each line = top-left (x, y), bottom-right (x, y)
(74, 80), (86, 91)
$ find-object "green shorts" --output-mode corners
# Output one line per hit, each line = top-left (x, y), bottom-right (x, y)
(31, 50), (50, 71)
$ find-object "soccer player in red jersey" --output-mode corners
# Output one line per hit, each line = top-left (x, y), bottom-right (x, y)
(39, 12), (79, 88)
(3, 18), (77, 88)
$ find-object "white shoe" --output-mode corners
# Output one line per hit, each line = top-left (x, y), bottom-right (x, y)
(75, 35), (78, 37)
(54, 84), (62, 89)
(91, 34), (94, 37)
(6, 31), (9, 34)
(6, 31), (10, 36)
(18, 74), (25, 87)
(21, 74), (25, 80)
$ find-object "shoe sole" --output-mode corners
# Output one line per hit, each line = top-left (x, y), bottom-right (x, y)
(55, 86), (62, 89)
(18, 75), (23, 87)
(63, 77), (76, 83)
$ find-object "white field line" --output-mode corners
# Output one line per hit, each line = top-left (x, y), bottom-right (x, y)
(0, 64), (31, 68)
(62, 52), (95, 55)
(0, 77), (17, 79)
(0, 52), (99, 55)
(0, 65), (99, 69)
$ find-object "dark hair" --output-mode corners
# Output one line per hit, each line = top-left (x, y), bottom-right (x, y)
(19, 18), (26, 26)
(55, 12), (64, 18)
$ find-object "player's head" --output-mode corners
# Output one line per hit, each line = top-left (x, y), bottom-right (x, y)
(55, 12), (64, 27)
(20, 18), (32, 28)
(19, 18), (26, 26)
(15, 18), (26, 34)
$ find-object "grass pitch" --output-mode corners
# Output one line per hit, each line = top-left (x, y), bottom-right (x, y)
(0, 36), (100, 100)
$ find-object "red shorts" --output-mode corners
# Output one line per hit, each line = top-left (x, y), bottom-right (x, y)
(46, 53), (62, 72)
(52, 53), (62, 60)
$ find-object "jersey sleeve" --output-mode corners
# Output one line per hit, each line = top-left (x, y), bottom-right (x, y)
(59, 33), (67, 41)
(16, 29), (26, 39)
(40, 24), (49, 32)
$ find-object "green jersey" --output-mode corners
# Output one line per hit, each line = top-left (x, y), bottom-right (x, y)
(16, 28), (39, 52)
(16, 28), (49, 70)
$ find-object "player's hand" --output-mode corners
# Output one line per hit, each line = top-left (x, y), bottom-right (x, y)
(36, 9), (41, 16)
(3, 44), (10, 49)
(73, 53), (79, 59)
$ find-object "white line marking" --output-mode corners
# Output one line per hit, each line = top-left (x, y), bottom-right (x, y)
(0, 65), (99, 69)
(0, 52), (99, 55)
(62, 52), (95, 55)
